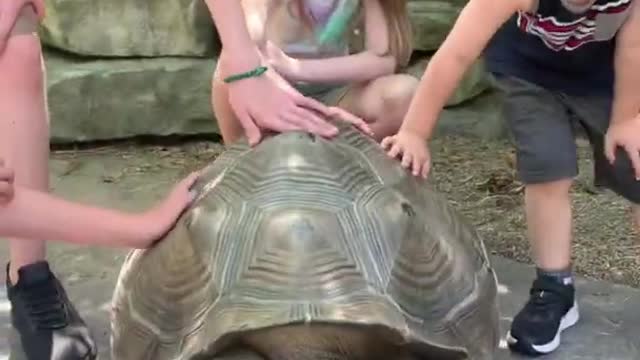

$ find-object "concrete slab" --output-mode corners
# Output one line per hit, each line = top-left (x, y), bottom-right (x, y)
(1, 148), (639, 360)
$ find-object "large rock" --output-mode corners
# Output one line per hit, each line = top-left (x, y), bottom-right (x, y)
(409, 0), (466, 51)
(38, 0), (219, 57)
(45, 50), (218, 144)
(404, 56), (506, 140)
(44, 50), (503, 145)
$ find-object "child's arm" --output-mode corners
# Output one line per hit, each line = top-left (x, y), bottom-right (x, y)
(610, 0), (640, 125)
(604, 0), (640, 176)
(380, 0), (532, 178)
(204, 0), (261, 72)
(398, 0), (531, 140)
(203, 0), (340, 145)
(0, 172), (198, 249)
(271, 0), (397, 83)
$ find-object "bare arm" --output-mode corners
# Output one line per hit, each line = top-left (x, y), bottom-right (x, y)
(611, 0), (640, 124)
(0, 171), (197, 248)
(0, 187), (146, 247)
(399, 0), (531, 139)
(288, 0), (396, 83)
(204, 0), (262, 72)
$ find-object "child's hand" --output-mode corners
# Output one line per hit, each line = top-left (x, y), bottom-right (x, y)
(381, 131), (431, 179)
(326, 106), (374, 138)
(0, 158), (15, 204)
(605, 115), (640, 180)
(132, 172), (200, 248)
(264, 41), (299, 80)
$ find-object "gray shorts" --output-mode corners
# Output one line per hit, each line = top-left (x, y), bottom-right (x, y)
(494, 74), (640, 204)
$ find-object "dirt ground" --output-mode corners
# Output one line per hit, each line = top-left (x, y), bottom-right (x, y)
(52, 134), (640, 289)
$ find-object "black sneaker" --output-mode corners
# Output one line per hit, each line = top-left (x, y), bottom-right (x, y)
(506, 276), (579, 356)
(6, 261), (97, 360)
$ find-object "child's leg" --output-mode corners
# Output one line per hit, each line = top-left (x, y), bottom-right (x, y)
(495, 75), (579, 356)
(211, 50), (248, 145)
(0, 7), (49, 285)
(336, 74), (419, 142)
(1, 8), (97, 360)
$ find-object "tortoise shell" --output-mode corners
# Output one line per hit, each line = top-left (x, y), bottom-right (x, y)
(110, 122), (500, 360)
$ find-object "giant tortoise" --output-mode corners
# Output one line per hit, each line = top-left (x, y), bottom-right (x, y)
(110, 121), (500, 360)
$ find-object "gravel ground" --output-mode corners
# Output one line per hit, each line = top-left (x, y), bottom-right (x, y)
(52, 134), (640, 288)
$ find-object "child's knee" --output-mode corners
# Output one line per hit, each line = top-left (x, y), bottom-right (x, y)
(526, 178), (573, 198)
(379, 75), (419, 115)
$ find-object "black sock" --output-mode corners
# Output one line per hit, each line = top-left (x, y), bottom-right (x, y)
(536, 267), (573, 286)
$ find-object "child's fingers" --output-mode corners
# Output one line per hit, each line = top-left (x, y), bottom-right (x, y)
(624, 144), (640, 180)
(386, 143), (402, 159)
(237, 109), (262, 146)
(380, 136), (394, 150)
(420, 160), (430, 178)
(604, 135), (617, 164)
(401, 152), (412, 169)
(0, 166), (14, 183)
(330, 107), (373, 137)
(0, 182), (14, 201)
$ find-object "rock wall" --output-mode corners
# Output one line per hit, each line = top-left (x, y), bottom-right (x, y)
(39, 0), (219, 56)
(39, 0), (505, 144)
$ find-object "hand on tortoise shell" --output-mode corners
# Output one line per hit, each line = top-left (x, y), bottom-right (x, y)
(0, 158), (15, 204)
(381, 130), (431, 179)
(133, 171), (200, 248)
(325, 106), (374, 137)
(227, 65), (343, 146)
(0, 0), (45, 53)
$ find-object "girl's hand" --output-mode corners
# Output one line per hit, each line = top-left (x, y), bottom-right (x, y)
(0, 158), (15, 204)
(131, 172), (200, 248)
(264, 41), (300, 80)
(381, 130), (431, 179)
(220, 49), (340, 147)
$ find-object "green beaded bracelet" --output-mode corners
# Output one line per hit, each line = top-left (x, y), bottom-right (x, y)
(223, 66), (268, 84)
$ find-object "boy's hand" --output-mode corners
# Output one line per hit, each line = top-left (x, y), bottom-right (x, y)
(0, 158), (15, 204)
(381, 130), (431, 179)
(132, 172), (200, 248)
(0, 0), (45, 52)
(605, 115), (640, 180)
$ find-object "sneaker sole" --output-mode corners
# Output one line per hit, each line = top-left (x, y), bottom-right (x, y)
(506, 301), (580, 356)
(9, 328), (98, 360)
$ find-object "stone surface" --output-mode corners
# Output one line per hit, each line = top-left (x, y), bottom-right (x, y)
(404, 56), (494, 107)
(404, 56), (507, 140)
(45, 50), (504, 144)
(37, 0), (461, 56)
(45, 50), (218, 143)
(1, 147), (639, 360)
(38, 0), (219, 57)
(408, 0), (465, 51)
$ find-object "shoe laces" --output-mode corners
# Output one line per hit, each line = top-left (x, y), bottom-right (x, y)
(21, 276), (69, 330)
(526, 279), (572, 315)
